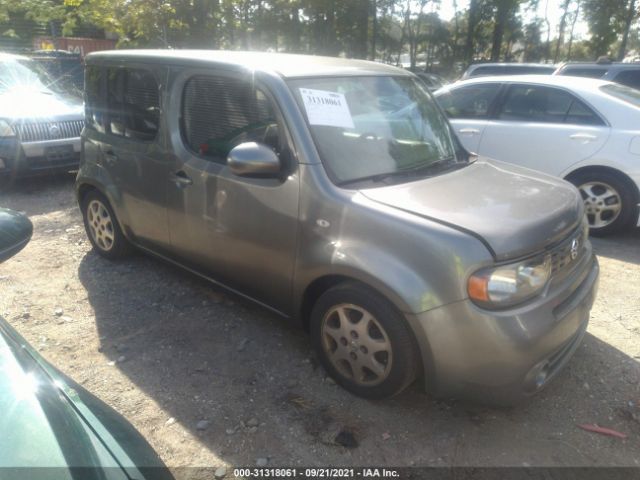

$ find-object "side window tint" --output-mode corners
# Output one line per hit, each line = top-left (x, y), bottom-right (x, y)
(85, 65), (106, 133)
(107, 68), (126, 136)
(123, 69), (161, 140)
(181, 75), (280, 163)
(614, 70), (640, 90)
(499, 85), (572, 123)
(105, 68), (160, 140)
(559, 67), (607, 79)
(499, 85), (603, 125)
(437, 84), (500, 119)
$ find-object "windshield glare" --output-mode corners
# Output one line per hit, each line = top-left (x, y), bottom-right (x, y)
(0, 59), (79, 97)
(289, 76), (458, 185)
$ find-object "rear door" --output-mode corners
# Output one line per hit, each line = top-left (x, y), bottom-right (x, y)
(478, 83), (610, 176)
(436, 82), (502, 153)
(84, 64), (170, 250)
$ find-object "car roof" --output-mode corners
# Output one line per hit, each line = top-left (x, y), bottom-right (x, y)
(85, 50), (410, 78)
(440, 74), (613, 94)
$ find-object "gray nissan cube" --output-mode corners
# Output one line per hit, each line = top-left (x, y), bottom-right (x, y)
(75, 51), (599, 405)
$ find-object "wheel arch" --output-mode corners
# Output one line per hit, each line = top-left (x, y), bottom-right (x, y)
(564, 165), (640, 202)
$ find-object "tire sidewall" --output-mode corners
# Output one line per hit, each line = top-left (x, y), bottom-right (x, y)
(570, 172), (637, 236)
(310, 282), (419, 399)
(81, 190), (130, 259)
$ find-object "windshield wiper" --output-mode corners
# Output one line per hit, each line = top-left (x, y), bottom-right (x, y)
(337, 156), (466, 187)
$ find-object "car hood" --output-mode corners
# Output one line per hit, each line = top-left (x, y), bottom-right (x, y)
(0, 89), (83, 121)
(361, 159), (583, 261)
(0, 317), (172, 478)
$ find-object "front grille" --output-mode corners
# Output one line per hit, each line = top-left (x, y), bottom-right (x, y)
(13, 120), (83, 142)
(550, 227), (587, 277)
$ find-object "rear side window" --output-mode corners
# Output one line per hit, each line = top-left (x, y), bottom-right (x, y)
(85, 65), (106, 133)
(436, 83), (501, 119)
(613, 70), (640, 90)
(85, 66), (160, 141)
(498, 85), (603, 125)
(181, 75), (280, 163)
(469, 65), (554, 77)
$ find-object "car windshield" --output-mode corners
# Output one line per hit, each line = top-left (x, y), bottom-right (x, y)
(289, 76), (460, 186)
(601, 83), (640, 108)
(0, 58), (79, 97)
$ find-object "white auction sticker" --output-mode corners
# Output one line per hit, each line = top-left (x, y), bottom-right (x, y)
(299, 88), (355, 129)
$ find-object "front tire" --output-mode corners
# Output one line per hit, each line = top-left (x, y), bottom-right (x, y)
(568, 171), (638, 236)
(310, 282), (420, 399)
(81, 190), (132, 259)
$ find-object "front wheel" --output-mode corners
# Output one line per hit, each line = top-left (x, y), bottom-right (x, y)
(568, 171), (638, 236)
(310, 282), (420, 399)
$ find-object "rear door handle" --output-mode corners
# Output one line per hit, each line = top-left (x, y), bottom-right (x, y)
(458, 128), (480, 135)
(569, 133), (597, 141)
(170, 170), (193, 188)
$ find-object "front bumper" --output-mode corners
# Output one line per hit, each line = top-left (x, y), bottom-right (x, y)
(0, 137), (80, 178)
(407, 249), (599, 405)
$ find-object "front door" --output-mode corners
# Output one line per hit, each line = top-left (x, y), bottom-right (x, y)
(165, 69), (299, 313)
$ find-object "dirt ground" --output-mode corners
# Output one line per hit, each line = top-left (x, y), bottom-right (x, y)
(1, 174), (639, 474)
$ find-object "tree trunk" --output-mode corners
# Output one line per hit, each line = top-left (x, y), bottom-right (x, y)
(618, 0), (637, 60)
(554, 0), (572, 63)
(371, 0), (377, 60)
(490, 0), (510, 61)
(465, 0), (479, 66)
(566, 0), (581, 60)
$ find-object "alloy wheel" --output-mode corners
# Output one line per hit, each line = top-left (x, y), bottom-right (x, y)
(86, 199), (115, 252)
(320, 303), (392, 386)
(578, 181), (622, 229)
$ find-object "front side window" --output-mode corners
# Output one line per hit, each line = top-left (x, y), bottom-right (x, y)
(85, 65), (106, 133)
(436, 83), (501, 119)
(289, 76), (460, 186)
(181, 75), (280, 163)
(498, 85), (603, 125)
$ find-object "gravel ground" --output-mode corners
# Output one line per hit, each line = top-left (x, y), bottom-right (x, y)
(1, 175), (639, 475)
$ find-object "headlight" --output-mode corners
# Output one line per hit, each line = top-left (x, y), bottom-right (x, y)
(468, 254), (551, 309)
(0, 119), (14, 138)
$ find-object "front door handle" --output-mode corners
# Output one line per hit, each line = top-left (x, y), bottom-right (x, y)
(170, 170), (193, 188)
(458, 128), (480, 135)
(569, 133), (597, 142)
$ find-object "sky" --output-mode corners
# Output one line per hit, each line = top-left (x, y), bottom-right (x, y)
(432, 0), (590, 40)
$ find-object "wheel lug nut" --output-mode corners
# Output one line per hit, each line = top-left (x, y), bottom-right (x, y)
(360, 346), (368, 354)
(340, 338), (347, 346)
(350, 352), (357, 360)
(350, 331), (358, 339)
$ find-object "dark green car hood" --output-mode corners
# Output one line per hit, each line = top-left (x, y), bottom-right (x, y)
(0, 317), (172, 479)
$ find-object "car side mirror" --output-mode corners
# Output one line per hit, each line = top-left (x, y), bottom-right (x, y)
(0, 208), (33, 264)
(227, 142), (281, 177)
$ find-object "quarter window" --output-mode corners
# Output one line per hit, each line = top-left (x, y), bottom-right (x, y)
(85, 66), (160, 141)
(613, 70), (640, 90)
(181, 75), (280, 163)
(437, 83), (500, 119)
(498, 85), (603, 125)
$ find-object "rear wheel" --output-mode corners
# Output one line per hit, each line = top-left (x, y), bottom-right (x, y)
(81, 190), (132, 259)
(310, 282), (420, 399)
(568, 171), (638, 236)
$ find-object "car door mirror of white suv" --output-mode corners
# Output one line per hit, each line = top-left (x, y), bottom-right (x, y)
(227, 142), (281, 177)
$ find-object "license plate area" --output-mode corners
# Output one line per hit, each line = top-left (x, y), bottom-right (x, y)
(45, 144), (74, 161)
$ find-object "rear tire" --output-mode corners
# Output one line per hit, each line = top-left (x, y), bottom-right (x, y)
(310, 282), (420, 399)
(81, 190), (132, 259)
(568, 171), (638, 236)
